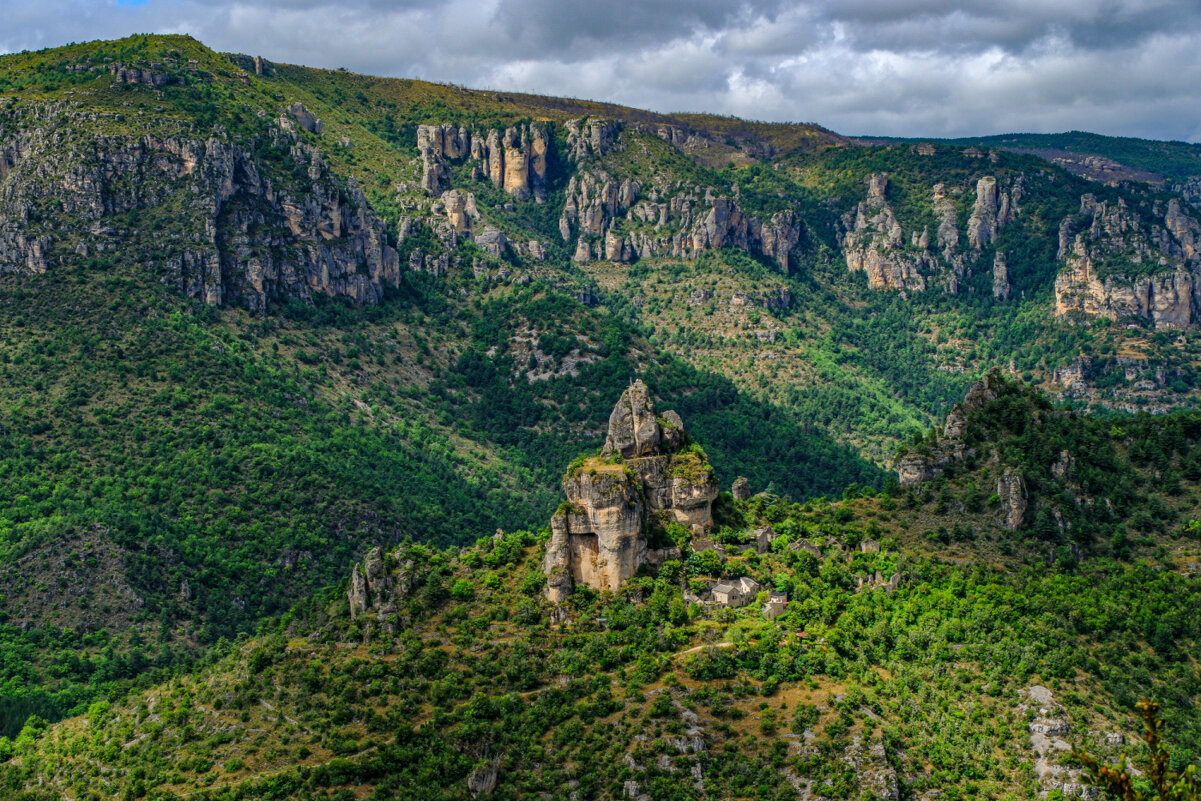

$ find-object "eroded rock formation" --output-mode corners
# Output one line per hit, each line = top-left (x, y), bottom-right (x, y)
(560, 170), (802, 272)
(543, 381), (719, 602)
(840, 173), (1019, 295)
(841, 174), (928, 292)
(992, 250), (1011, 299)
(348, 547), (414, 633)
(1053, 193), (1201, 329)
(996, 466), (1027, 531)
(417, 122), (550, 201)
(0, 102), (399, 311)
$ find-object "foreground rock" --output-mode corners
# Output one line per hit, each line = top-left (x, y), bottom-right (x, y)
(543, 381), (719, 601)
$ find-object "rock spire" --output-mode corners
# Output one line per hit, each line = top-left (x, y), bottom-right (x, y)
(543, 381), (719, 602)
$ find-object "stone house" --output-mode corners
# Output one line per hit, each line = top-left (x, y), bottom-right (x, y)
(711, 576), (761, 608)
(763, 591), (788, 620)
(791, 538), (821, 558)
(749, 527), (772, 554)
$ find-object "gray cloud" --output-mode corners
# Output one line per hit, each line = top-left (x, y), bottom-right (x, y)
(1, 0), (1200, 141)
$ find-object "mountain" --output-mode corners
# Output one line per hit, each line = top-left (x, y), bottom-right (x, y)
(3, 31), (1201, 754)
(865, 131), (1201, 190)
(2, 377), (1199, 800)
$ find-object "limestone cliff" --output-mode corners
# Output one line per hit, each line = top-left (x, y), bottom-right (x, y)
(543, 381), (719, 602)
(839, 173), (1019, 295)
(1053, 193), (1201, 329)
(840, 173), (929, 292)
(416, 121), (550, 201)
(0, 100), (400, 311)
(560, 169), (802, 272)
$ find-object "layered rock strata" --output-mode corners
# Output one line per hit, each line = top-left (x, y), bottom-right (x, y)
(543, 381), (719, 602)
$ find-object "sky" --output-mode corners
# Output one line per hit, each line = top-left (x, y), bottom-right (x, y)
(3, 0), (1201, 141)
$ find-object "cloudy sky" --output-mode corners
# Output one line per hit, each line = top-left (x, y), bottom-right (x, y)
(4, 0), (1201, 141)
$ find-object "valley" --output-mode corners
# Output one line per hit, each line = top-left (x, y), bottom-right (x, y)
(0, 32), (1199, 800)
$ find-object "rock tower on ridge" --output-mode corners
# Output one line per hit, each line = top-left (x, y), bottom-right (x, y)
(543, 381), (719, 602)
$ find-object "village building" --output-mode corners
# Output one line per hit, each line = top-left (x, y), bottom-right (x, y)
(710, 576), (761, 608)
(763, 591), (789, 620)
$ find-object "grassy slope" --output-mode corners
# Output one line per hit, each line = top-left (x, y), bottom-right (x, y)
(872, 131), (1201, 185)
(4, 430), (1199, 799)
(4, 33), (1201, 751)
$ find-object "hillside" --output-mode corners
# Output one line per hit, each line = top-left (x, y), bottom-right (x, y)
(2, 377), (1199, 800)
(5, 31), (1201, 746)
(868, 131), (1201, 188)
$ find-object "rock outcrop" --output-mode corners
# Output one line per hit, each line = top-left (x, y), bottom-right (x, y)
(0, 102), (400, 311)
(965, 175), (1017, 249)
(840, 174), (928, 292)
(559, 170), (802, 272)
(348, 547), (414, 633)
(1053, 193), (1201, 329)
(840, 173), (1019, 295)
(467, 759), (500, 798)
(416, 122), (550, 201)
(543, 381), (719, 601)
(1018, 686), (1095, 798)
(565, 118), (621, 161)
(895, 370), (1005, 488)
(287, 102), (323, 135)
(731, 476), (751, 501)
(992, 250), (1011, 299)
(996, 466), (1027, 530)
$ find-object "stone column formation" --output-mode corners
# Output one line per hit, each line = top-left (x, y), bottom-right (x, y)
(543, 380), (720, 602)
(416, 122), (550, 201)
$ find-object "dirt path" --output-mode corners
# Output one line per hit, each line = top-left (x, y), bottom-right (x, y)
(678, 642), (733, 655)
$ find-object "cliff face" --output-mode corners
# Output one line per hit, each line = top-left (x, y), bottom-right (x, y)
(560, 169), (802, 272)
(543, 380), (719, 602)
(0, 101), (399, 311)
(1053, 194), (1201, 329)
(838, 174), (1018, 295)
(416, 122), (550, 201)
